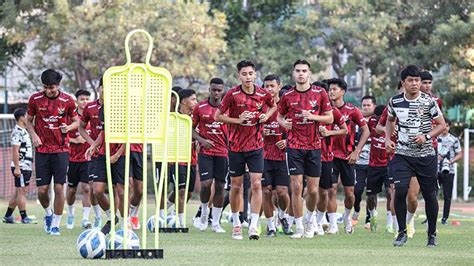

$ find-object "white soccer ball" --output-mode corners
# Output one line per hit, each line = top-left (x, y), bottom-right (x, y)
(166, 215), (178, 228)
(109, 229), (140, 250)
(76, 229), (106, 259)
(147, 215), (165, 233)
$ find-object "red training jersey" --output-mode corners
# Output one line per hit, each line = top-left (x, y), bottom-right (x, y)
(367, 115), (388, 167)
(321, 107), (345, 162)
(27, 91), (77, 153)
(68, 111), (91, 162)
(192, 99), (228, 157)
(278, 85), (332, 150)
(332, 103), (366, 159)
(263, 107), (287, 161)
(218, 85), (275, 153)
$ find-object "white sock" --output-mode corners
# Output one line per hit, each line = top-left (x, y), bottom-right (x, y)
(211, 207), (223, 226)
(353, 211), (360, 220)
(386, 211), (393, 226)
(44, 207), (53, 216)
(322, 213), (329, 224)
(105, 209), (111, 221)
(82, 207), (91, 220)
(344, 208), (351, 221)
(129, 205), (139, 217)
(250, 213), (259, 229)
(267, 216), (276, 231)
(316, 211), (326, 224)
(66, 204), (74, 217)
(52, 214), (62, 228)
(92, 205), (101, 218)
(304, 210), (316, 223)
(288, 216), (295, 227)
(278, 207), (285, 219)
(406, 211), (415, 224)
(369, 209), (377, 217)
(295, 217), (304, 230)
(201, 202), (209, 219)
(393, 215), (399, 231)
(159, 209), (165, 219)
(178, 213), (184, 227)
(232, 212), (241, 227)
(328, 212), (337, 226)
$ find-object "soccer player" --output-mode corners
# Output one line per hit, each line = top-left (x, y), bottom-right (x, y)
(436, 119), (462, 224)
(420, 71), (443, 109)
(353, 95), (376, 228)
(327, 78), (369, 235)
(83, 81), (126, 235)
(26, 69), (79, 235)
(2, 108), (33, 224)
(261, 74), (291, 237)
(65, 89), (95, 229)
(365, 104), (391, 232)
(128, 143), (144, 230)
(215, 60), (277, 240)
(192, 78), (228, 233)
(386, 65), (445, 247)
(277, 60), (333, 239)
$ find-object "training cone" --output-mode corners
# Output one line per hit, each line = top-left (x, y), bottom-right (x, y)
(451, 220), (461, 226)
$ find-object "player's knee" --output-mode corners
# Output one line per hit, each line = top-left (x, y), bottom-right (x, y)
(276, 187), (288, 198)
(263, 186), (272, 197)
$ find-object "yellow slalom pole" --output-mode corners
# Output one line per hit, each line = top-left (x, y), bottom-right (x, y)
(183, 160), (191, 227)
(140, 67), (149, 249)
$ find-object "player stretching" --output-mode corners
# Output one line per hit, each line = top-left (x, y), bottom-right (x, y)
(327, 78), (369, 235)
(215, 60), (277, 240)
(27, 69), (79, 235)
(193, 78), (227, 233)
(386, 65), (445, 247)
(277, 60), (333, 239)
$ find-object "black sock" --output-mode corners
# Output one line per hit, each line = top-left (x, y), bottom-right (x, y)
(195, 206), (202, 218)
(208, 208), (213, 219)
(422, 189), (439, 235)
(395, 187), (408, 233)
(20, 210), (27, 219)
(5, 207), (14, 217)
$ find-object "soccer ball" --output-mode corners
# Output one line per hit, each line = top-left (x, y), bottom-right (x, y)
(147, 215), (165, 233)
(166, 215), (178, 228)
(108, 229), (140, 250)
(76, 229), (106, 259)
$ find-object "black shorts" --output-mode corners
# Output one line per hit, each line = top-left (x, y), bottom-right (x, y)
(35, 152), (69, 186)
(355, 164), (368, 190)
(11, 168), (32, 188)
(88, 157), (98, 180)
(172, 164), (196, 193)
(392, 154), (438, 192)
(94, 155), (125, 185)
(286, 148), (321, 177)
(198, 154), (228, 183)
(387, 158), (395, 185)
(332, 157), (355, 187)
(319, 161), (337, 189)
(366, 166), (389, 195)
(262, 159), (290, 187)
(228, 149), (264, 177)
(67, 161), (90, 187)
(129, 152), (143, 181)
(155, 162), (176, 185)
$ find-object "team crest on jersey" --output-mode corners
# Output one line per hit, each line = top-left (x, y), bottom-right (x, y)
(256, 102), (263, 111)
(57, 107), (65, 116)
(309, 100), (318, 109)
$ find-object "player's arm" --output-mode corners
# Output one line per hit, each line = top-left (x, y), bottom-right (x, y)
(69, 135), (85, 144)
(277, 113), (292, 130)
(192, 128), (214, 149)
(11, 144), (21, 177)
(385, 116), (397, 153)
(85, 131), (103, 160)
(375, 123), (385, 135)
(110, 144), (125, 164)
(302, 109), (333, 124)
(260, 105), (277, 123)
(78, 120), (94, 145)
(347, 124), (369, 164)
(413, 101), (446, 144)
(26, 114), (42, 147)
(450, 149), (463, 165)
(61, 115), (79, 133)
(321, 122), (347, 137)
(215, 109), (245, 125)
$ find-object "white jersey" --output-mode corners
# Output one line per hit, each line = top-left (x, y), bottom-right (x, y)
(437, 133), (461, 173)
(10, 125), (33, 171)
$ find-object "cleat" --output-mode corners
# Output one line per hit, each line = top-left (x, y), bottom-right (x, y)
(421, 218), (428, 225)
(280, 217), (292, 235)
(248, 226), (260, 240)
(351, 219), (359, 226)
(344, 220), (354, 235)
(385, 225), (394, 234)
(266, 228), (276, 238)
(315, 223), (325, 236)
(241, 220), (249, 228)
(81, 219), (92, 229)
(130, 216), (140, 230)
(21, 217), (34, 224)
(441, 218), (447, 225)
(50, 227), (61, 236)
(66, 215), (74, 229)
(93, 216), (102, 228)
(407, 220), (415, 239)
(370, 216), (377, 232)
(337, 216), (344, 224)
(193, 217), (201, 229)
(101, 216), (119, 235)
(290, 227), (304, 239)
(364, 222), (371, 230)
(212, 224), (226, 233)
(2, 216), (14, 224)
(327, 224), (338, 234)
(44, 215), (53, 234)
(232, 225), (243, 240)
(393, 231), (408, 247)
(427, 233), (438, 247)
(199, 215), (208, 231)
(303, 222), (315, 238)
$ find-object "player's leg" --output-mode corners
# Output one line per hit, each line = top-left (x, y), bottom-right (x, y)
(245, 149), (264, 240)
(366, 167), (386, 232)
(88, 158), (102, 228)
(78, 161), (92, 229)
(275, 159), (291, 235)
(15, 170), (31, 224)
(440, 172), (454, 224)
(406, 176), (419, 238)
(392, 155), (414, 247)
(129, 152), (143, 230)
(286, 148), (306, 239)
(66, 162), (80, 229)
(211, 166), (226, 233)
(327, 166), (339, 234)
(353, 165), (367, 225)
(336, 158), (356, 234)
(198, 154), (213, 230)
(317, 161), (333, 235)
(262, 160), (275, 236)
(303, 149), (322, 238)
(49, 152), (68, 235)
(3, 168), (19, 223)
(35, 152), (54, 233)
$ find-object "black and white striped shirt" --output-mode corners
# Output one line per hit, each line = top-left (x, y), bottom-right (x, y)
(387, 92), (441, 157)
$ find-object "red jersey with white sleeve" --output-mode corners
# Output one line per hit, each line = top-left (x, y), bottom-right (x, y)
(218, 85), (275, 152)
(332, 103), (367, 159)
(278, 85), (332, 150)
(321, 107), (345, 162)
(27, 91), (77, 153)
(192, 99), (228, 157)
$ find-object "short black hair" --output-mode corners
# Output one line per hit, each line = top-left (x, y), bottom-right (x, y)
(327, 78), (347, 91)
(397, 80), (403, 91)
(361, 95), (376, 105)
(41, 69), (62, 86)
(374, 105), (386, 116)
(172, 86), (183, 98)
(237, 60), (255, 72)
(178, 89), (196, 102)
(420, 71), (433, 81)
(263, 74), (280, 84)
(312, 81), (328, 90)
(293, 59), (311, 69)
(75, 89), (91, 98)
(445, 118), (452, 126)
(210, 78), (224, 85)
(13, 108), (26, 121)
(400, 65), (420, 81)
(279, 89), (288, 98)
